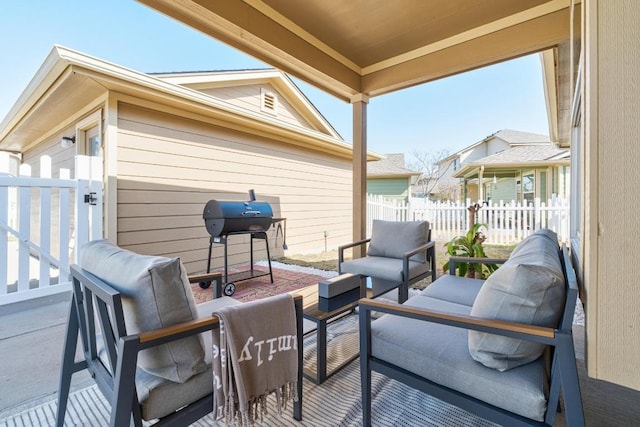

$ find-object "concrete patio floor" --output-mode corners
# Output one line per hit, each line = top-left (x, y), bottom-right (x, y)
(2, 272), (640, 426)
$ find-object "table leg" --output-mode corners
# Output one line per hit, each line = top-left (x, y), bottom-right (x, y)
(317, 318), (327, 384)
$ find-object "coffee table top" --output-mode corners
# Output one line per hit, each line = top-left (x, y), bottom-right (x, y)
(291, 284), (370, 321)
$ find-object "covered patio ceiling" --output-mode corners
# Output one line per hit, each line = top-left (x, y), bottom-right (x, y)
(139, 0), (577, 102)
(137, 0), (579, 244)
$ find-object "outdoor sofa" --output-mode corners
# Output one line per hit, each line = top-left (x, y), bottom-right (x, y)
(359, 229), (585, 426)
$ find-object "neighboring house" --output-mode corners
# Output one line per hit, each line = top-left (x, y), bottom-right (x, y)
(0, 45), (380, 274)
(436, 129), (569, 204)
(366, 153), (420, 202)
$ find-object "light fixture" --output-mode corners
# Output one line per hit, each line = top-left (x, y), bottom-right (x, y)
(60, 135), (75, 148)
(493, 174), (497, 184)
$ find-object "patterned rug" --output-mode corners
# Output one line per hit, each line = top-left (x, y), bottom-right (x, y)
(190, 264), (334, 304)
(0, 315), (497, 427)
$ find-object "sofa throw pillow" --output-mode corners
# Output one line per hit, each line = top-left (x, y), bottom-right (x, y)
(79, 240), (207, 383)
(367, 220), (429, 262)
(468, 229), (565, 371)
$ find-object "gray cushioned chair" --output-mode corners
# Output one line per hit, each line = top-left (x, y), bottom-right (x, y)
(56, 240), (303, 427)
(338, 220), (435, 303)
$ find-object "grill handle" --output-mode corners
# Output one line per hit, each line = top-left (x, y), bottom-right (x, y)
(242, 210), (262, 216)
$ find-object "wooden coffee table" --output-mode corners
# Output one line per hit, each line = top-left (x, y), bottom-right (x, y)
(292, 282), (369, 384)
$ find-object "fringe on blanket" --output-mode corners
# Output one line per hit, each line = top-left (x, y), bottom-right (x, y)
(224, 382), (298, 426)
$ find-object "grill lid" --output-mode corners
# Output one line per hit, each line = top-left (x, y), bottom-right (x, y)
(203, 199), (273, 237)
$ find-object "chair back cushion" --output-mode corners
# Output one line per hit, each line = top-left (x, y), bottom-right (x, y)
(80, 239), (207, 383)
(367, 220), (429, 262)
(468, 229), (565, 371)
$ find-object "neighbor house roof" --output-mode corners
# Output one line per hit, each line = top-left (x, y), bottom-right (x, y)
(492, 129), (551, 144)
(367, 153), (420, 178)
(441, 129), (551, 163)
(454, 143), (569, 179)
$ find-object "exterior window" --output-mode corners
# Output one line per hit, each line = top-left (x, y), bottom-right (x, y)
(453, 158), (460, 171)
(88, 133), (100, 157)
(522, 172), (535, 205)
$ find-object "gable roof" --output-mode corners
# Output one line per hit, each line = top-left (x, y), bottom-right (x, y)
(152, 69), (342, 139)
(453, 143), (569, 179)
(0, 45), (381, 160)
(492, 129), (551, 144)
(367, 153), (420, 178)
(441, 128), (551, 162)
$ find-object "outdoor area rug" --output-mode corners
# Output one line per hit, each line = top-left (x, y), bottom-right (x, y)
(190, 263), (336, 304)
(0, 314), (497, 427)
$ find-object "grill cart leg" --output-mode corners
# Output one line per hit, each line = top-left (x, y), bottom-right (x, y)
(251, 232), (273, 283)
(206, 239), (213, 274)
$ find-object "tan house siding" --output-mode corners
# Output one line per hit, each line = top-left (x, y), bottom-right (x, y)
(198, 84), (311, 130)
(115, 102), (352, 274)
(583, 0), (640, 390)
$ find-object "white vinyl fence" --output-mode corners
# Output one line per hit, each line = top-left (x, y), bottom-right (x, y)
(0, 154), (102, 304)
(367, 194), (570, 244)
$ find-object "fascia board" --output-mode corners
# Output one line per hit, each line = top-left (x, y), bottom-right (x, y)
(0, 46), (69, 143)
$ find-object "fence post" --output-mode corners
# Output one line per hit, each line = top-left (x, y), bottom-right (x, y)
(17, 164), (31, 292)
(59, 168), (71, 280)
(38, 157), (52, 287)
(0, 154), (7, 293)
(534, 197), (542, 231)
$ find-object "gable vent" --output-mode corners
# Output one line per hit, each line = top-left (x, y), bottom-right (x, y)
(261, 88), (278, 115)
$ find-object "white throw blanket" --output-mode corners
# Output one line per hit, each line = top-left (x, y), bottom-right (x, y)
(211, 294), (298, 426)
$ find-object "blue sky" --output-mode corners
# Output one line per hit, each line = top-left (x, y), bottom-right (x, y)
(0, 1), (549, 157)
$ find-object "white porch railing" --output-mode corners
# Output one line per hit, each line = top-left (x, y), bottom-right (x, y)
(367, 194), (570, 244)
(0, 154), (102, 305)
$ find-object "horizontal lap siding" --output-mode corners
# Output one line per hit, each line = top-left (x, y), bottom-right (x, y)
(116, 103), (352, 274)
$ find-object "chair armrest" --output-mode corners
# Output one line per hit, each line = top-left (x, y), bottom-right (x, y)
(402, 240), (436, 258)
(188, 272), (223, 298)
(447, 256), (508, 276)
(448, 256), (508, 265)
(187, 272), (222, 283)
(136, 294), (304, 349)
(138, 316), (220, 347)
(402, 241), (437, 283)
(338, 238), (371, 264)
(358, 298), (556, 344)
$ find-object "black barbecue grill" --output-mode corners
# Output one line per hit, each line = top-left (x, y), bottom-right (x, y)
(203, 199), (274, 237)
(201, 191), (285, 296)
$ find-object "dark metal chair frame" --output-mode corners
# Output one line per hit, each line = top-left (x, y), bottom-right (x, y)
(56, 265), (303, 426)
(359, 245), (585, 427)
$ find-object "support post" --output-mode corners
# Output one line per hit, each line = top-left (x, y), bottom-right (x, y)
(352, 95), (369, 258)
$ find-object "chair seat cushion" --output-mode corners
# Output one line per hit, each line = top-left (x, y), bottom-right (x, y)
(468, 229), (565, 371)
(340, 256), (428, 283)
(137, 364), (214, 421)
(371, 295), (547, 422)
(80, 240), (206, 383)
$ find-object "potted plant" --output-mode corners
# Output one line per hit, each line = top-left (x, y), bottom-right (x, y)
(444, 223), (499, 278)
